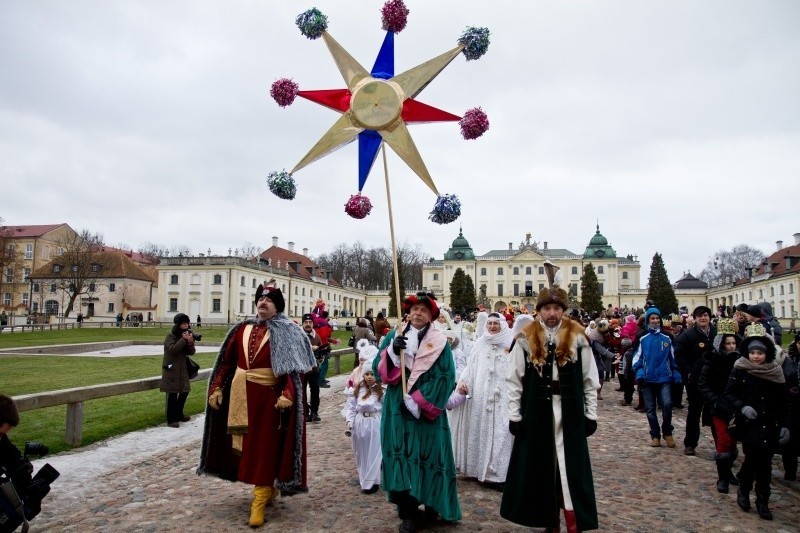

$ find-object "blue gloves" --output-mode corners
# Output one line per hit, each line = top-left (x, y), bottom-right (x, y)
(741, 405), (758, 420)
(779, 427), (791, 446)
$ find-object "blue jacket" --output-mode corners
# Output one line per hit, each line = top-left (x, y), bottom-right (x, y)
(632, 329), (681, 384)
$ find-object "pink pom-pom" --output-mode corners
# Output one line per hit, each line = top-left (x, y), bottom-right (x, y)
(270, 78), (299, 107)
(344, 194), (373, 219)
(381, 0), (410, 33)
(459, 107), (490, 140)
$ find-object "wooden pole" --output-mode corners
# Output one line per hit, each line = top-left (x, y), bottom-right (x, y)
(382, 144), (407, 395)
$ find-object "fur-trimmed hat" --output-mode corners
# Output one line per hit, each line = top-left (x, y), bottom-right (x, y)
(255, 283), (285, 313)
(535, 286), (568, 311)
(402, 291), (440, 320)
(0, 394), (19, 427)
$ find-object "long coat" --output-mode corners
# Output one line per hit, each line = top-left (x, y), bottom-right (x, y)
(697, 350), (739, 425)
(160, 331), (196, 393)
(501, 318), (599, 531)
(373, 328), (461, 522)
(725, 367), (789, 450)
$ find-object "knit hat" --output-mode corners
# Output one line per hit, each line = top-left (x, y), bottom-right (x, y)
(740, 322), (776, 362)
(402, 291), (440, 320)
(644, 307), (662, 322)
(747, 339), (767, 353)
(301, 313), (314, 323)
(535, 286), (568, 311)
(744, 305), (764, 318)
(0, 394), (19, 427)
(173, 313), (190, 326)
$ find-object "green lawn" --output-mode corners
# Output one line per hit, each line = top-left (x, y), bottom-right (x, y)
(1, 327), (355, 455)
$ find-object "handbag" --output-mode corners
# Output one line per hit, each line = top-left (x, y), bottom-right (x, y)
(347, 334), (356, 347)
(186, 357), (200, 379)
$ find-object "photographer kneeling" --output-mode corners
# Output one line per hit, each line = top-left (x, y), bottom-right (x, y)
(1, 394), (59, 532)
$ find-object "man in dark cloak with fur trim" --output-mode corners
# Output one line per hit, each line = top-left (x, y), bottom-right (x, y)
(501, 278), (600, 532)
(197, 283), (315, 528)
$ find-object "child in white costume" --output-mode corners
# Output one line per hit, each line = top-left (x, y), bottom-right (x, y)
(345, 367), (383, 493)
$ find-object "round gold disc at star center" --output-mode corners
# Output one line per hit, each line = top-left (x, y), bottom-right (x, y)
(350, 79), (403, 130)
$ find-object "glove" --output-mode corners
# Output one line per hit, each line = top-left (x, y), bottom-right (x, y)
(741, 405), (758, 420)
(403, 394), (421, 419)
(392, 335), (408, 356)
(585, 417), (598, 437)
(275, 394), (292, 409)
(208, 388), (224, 410)
(508, 420), (523, 437)
(779, 427), (791, 446)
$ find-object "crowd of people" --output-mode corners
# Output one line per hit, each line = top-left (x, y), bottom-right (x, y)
(184, 278), (797, 531)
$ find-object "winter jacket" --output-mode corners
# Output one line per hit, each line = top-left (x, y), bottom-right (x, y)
(725, 368), (789, 450)
(674, 325), (716, 385)
(697, 350), (739, 424)
(160, 330), (196, 394)
(632, 329), (681, 384)
(782, 350), (800, 455)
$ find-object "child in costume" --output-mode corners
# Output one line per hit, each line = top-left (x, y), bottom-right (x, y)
(345, 365), (383, 494)
(725, 323), (790, 520)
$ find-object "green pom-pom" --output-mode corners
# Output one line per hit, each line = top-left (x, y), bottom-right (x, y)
(267, 170), (297, 200)
(458, 27), (490, 60)
(296, 8), (328, 40)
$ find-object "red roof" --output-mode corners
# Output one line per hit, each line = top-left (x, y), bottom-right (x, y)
(260, 246), (340, 286)
(0, 224), (71, 238)
(733, 243), (800, 285)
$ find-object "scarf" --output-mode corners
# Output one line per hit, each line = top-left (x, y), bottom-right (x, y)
(733, 357), (785, 384)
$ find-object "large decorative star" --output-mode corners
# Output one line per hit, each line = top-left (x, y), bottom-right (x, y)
(291, 31), (467, 195)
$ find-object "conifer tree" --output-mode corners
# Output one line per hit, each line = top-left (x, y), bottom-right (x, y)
(580, 263), (604, 313)
(449, 268), (476, 316)
(647, 252), (678, 314)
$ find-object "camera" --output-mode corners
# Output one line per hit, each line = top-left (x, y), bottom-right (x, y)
(0, 443), (59, 531)
(187, 329), (202, 342)
(23, 441), (48, 459)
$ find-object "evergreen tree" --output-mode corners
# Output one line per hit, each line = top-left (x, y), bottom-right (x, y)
(449, 268), (476, 316)
(463, 273), (477, 314)
(387, 255), (407, 319)
(647, 252), (678, 314)
(580, 263), (604, 313)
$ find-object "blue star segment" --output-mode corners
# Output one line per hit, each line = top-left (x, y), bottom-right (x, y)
(291, 29), (464, 195)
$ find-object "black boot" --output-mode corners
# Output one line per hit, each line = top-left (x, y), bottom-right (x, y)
(755, 495), (773, 520)
(783, 454), (798, 481)
(715, 459), (730, 493)
(736, 481), (751, 512)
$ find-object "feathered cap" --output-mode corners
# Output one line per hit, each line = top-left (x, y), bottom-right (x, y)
(402, 291), (440, 320)
(536, 259), (568, 311)
(255, 279), (285, 313)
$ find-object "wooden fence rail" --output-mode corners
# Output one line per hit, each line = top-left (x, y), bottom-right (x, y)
(12, 347), (355, 447)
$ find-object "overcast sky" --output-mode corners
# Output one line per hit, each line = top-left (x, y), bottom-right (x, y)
(2, 1), (799, 285)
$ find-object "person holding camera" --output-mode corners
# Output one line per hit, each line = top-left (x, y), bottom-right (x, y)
(1, 395), (58, 532)
(160, 313), (196, 428)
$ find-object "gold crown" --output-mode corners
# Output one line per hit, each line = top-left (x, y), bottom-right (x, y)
(717, 318), (736, 335)
(744, 322), (767, 338)
(662, 318), (672, 327)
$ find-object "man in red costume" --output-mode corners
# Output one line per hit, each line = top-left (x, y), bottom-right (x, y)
(197, 283), (316, 527)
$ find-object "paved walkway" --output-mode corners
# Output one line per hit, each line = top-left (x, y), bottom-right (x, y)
(28, 379), (800, 532)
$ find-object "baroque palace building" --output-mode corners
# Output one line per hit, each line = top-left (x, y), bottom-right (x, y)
(154, 237), (368, 323)
(423, 225), (646, 312)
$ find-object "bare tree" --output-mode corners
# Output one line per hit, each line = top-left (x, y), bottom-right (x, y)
(0, 219), (26, 304)
(314, 241), (426, 291)
(47, 229), (106, 317)
(137, 242), (192, 261)
(239, 242), (262, 260)
(697, 244), (766, 283)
